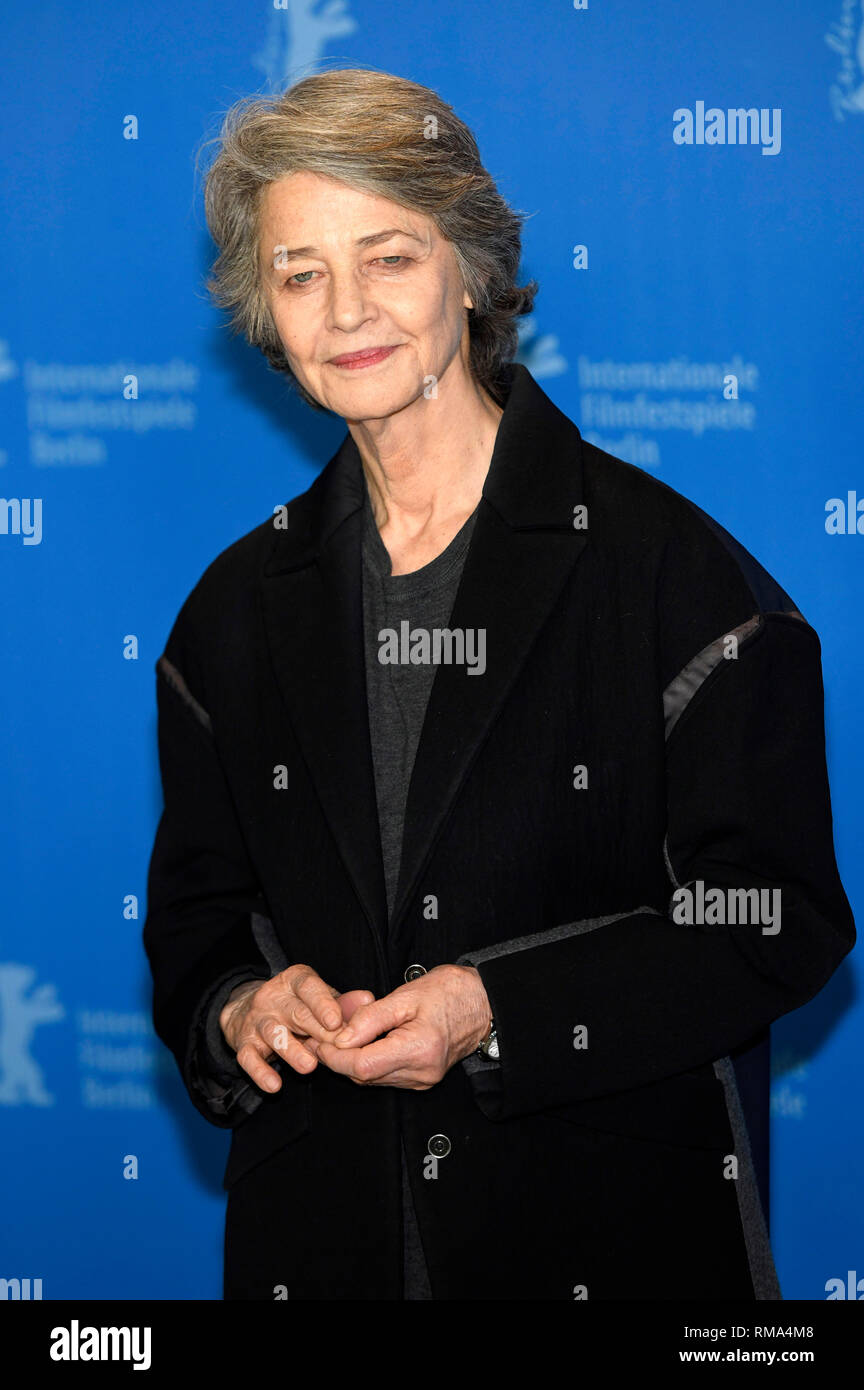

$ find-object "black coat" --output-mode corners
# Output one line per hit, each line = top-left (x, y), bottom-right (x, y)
(143, 363), (855, 1300)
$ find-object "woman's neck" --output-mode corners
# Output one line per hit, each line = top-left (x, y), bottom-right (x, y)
(350, 365), (503, 575)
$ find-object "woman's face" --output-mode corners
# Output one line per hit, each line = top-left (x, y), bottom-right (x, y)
(258, 171), (474, 421)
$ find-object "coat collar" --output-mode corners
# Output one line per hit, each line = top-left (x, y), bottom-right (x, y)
(263, 362), (586, 573)
(259, 363), (589, 961)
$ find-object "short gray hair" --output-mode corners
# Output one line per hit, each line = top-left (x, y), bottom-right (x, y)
(201, 67), (537, 411)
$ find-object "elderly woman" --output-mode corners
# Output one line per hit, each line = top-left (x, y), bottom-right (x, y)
(143, 68), (854, 1301)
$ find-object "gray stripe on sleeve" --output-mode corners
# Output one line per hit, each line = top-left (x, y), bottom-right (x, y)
(456, 906), (664, 970)
(713, 1055), (783, 1300)
(157, 654), (213, 734)
(662, 614), (763, 740)
(251, 911), (289, 974)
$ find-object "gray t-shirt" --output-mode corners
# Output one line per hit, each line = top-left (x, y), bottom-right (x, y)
(361, 483), (479, 920)
(361, 476), (479, 1301)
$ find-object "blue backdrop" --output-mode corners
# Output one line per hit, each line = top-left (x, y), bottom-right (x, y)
(1, 0), (861, 1300)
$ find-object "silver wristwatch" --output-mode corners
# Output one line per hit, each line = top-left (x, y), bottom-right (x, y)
(477, 1016), (499, 1060)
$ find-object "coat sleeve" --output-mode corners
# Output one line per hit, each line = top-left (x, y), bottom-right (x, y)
(456, 610), (855, 1122)
(142, 615), (277, 1129)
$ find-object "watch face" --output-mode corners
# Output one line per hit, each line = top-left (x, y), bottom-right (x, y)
(488, 1035), (500, 1060)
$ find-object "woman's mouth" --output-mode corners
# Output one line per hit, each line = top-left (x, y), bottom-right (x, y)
(327, 345), (400, 369)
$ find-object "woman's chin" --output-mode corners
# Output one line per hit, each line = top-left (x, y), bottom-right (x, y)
(324, 373), (429, 424)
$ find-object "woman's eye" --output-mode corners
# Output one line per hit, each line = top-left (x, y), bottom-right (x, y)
(286, 256), (408, 288)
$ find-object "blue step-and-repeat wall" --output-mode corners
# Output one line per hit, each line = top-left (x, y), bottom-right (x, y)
(1, 1), (861, 1300)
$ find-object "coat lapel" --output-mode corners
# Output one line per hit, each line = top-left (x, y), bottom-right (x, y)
(259, 434), (390, 968)
(390, 366), (590, 942)
(259, 364), (590, 961)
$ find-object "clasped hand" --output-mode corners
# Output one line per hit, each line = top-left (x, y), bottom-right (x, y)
(219, 962), (492, 1093)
